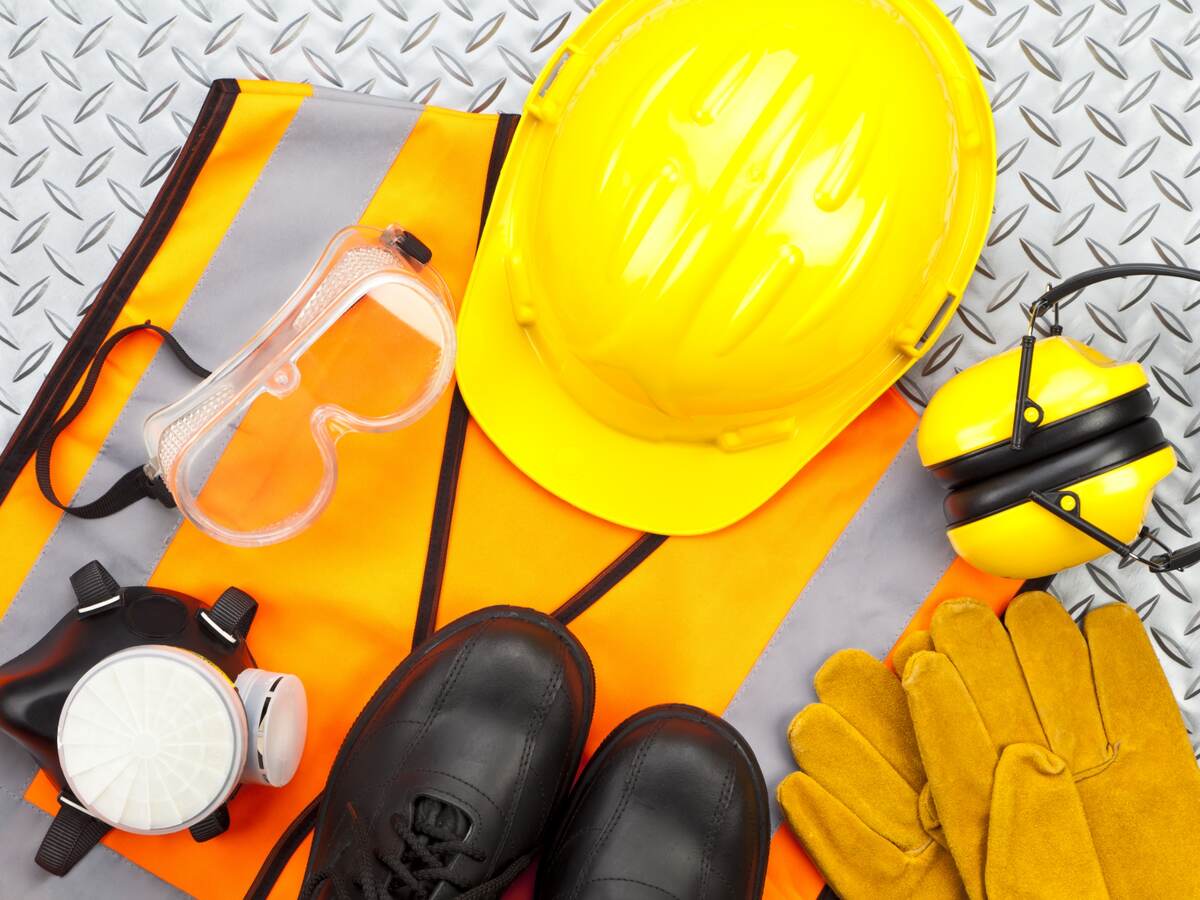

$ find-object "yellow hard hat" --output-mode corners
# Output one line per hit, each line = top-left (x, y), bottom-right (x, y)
(457, 0), (996, 535)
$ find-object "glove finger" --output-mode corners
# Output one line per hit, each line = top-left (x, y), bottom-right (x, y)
(1084, 601), (1195, 762)
(930, 598), (1044, 747)
(902, 650), (994, 900)
(891, 630), (933, 677)
(1005, 592), (1109, 772)
(778, 771), (947, 900)
(985, 743), (1110, 900)
(788, 703), (923, 849)
(813, 649), (923, 789)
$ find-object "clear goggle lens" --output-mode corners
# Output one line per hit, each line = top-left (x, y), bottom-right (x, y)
(145, 225), (456, 546)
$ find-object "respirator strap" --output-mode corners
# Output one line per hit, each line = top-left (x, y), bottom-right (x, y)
(199, 586), (258, 644)
(35, 322), (210, 519)
(35, 791), (111, 877)
(70, 560), (123, 617)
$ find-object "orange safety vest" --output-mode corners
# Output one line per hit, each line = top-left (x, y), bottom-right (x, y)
(0, 79), (1021, 900)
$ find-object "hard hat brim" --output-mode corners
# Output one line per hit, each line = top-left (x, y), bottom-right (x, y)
(458, 246), (891, 536)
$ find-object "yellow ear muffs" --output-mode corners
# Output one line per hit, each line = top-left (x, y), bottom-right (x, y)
(916, 262), (1200, 580)
(923, 338), (1157, 491)
(920, 335), (1154, 476)
(920, 338), (1175, 578)
(938, 423), (1175, 578)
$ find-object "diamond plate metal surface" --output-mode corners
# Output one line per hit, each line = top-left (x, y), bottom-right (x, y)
(913, 0), (1200, 757)
(0, 0), (588, 427)
(1, 1), (1199, 748)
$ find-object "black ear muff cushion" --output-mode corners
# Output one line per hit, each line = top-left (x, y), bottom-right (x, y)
(943, 416), (1169, 528)
(929, 388), (1154, 489)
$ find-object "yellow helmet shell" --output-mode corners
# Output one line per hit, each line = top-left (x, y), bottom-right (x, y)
(458, 0), (996, 535)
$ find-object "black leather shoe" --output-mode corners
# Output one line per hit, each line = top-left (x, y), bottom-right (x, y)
(537, 704), (770, 900)
(301, 606), (595, 899)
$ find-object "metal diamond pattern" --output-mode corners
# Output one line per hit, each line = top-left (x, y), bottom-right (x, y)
(0, 0), (1198, 750)
(0, 0), (592, 428)
(920, 0), (1200, 756)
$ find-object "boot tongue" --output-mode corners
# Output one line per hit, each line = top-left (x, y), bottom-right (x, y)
(411, 795), (471, 845)
(386, 796), (472, 900)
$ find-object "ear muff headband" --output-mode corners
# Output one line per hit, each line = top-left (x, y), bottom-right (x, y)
(1028, 263), (1200, 321)
(1012, 264), (1200, 451)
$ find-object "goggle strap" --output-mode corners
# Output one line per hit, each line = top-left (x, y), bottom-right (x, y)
(35, 321), (207, 519)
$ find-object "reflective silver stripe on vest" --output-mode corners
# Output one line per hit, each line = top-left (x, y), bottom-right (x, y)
(0, 723), (189, 898)
(722, 432), (956, 832)
(0, 86), (423, 898)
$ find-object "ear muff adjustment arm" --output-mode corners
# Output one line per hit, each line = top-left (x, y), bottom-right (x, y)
(1011, 334), (1045, 450)
(1029, 490), (1146, 562)
(1029, 490), (1200, 573)
(1012, 264), (1200, 451)
(1006, 262), (1200, 573)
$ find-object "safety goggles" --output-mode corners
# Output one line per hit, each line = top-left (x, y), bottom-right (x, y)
(143, 225), (456, 546)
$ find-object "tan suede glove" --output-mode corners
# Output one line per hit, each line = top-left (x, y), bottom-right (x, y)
(778, 635), (967, 899)
(904, 593), (1200, 900)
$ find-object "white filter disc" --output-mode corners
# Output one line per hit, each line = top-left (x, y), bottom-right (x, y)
(57, 646), (247, 835)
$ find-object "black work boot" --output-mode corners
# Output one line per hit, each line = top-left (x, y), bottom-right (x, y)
(537, 704), (770, 900)
(301, 606), (595, 899)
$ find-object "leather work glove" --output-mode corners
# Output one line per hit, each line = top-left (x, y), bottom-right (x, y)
(903, 593), (1200, 900)
(778, 635), (967, 899)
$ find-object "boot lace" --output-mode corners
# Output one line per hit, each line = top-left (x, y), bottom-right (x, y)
(301, 808), (530, 900)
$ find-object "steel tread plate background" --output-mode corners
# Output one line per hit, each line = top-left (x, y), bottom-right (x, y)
(0, 0), (1198, 755)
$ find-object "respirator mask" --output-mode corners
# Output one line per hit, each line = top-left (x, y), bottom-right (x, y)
(0, 560), (307, 876)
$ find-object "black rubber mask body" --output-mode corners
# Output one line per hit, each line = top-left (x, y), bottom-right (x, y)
(0, 582), (254, 789)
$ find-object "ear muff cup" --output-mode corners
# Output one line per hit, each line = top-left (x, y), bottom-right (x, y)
(943, 416), (1170, 527)
(919, 266), (1200, 578)
(928, 388), (1155, 490)
(919, 329), (1181, 578)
